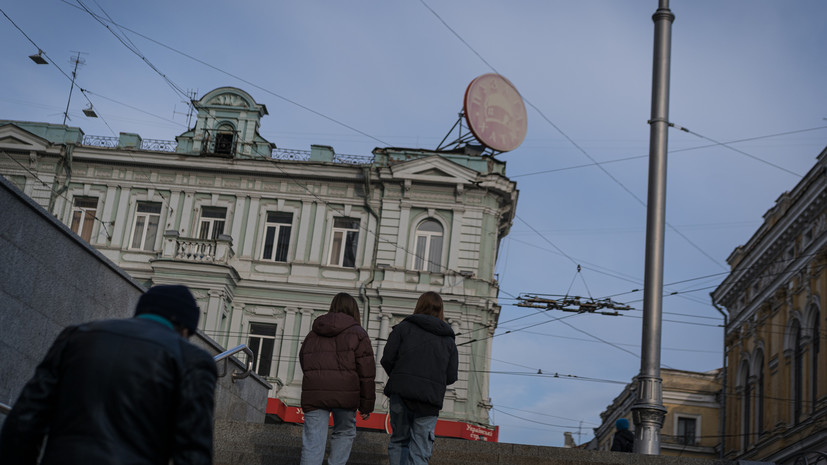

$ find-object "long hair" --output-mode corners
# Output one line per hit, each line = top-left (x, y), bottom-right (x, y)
(329, 292), (361, 324)
(413, 291), (444, 321)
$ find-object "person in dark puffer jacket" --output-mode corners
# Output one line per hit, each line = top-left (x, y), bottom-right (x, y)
(381, 291), (458, 465)
(299, 292), (376, 465)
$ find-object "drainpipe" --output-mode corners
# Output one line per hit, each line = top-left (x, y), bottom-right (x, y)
(359, 166), (381, 326)
(713, 302), (728, 459)
(49, 143), (74, 214)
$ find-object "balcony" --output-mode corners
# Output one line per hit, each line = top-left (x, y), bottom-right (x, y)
(161, 231), (234, 265)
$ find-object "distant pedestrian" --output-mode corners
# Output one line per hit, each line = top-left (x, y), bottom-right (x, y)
(299, 292), (376, 465)
(0, 284), (218, 465)
(381, 291), (459, 465)
(611, 418), (635, 452)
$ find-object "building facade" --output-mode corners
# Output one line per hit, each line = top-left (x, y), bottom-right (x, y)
(589, 368), (722, 458)
(0, 86), (518, 438)
(711, 146), (827, 463)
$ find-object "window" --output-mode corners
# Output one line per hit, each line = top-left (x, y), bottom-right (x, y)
(71, 197), (98, 242)
(413, 219), (444, 272)
(130, 202), (162, 251)
(756, 352), (765, 435)
(328, 217), (359, 268)
(247, 323), (277, 377)
(676, 417), (697, 445)
(198, 207), (226, 240)
(793, 321), (803, 424)
(812, 315), (820, 415)
(215, 124), (234, 155)
(262, 212), (292, 262)
(739, 361), (751, 450)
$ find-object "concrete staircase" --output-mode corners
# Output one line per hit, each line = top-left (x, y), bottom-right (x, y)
(214, 420), (733, 465)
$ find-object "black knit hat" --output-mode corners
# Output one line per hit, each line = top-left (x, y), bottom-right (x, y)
(135, 285), (200, 332)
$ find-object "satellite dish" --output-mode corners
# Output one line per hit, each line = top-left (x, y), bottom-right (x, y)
(463, 73), (527, 152)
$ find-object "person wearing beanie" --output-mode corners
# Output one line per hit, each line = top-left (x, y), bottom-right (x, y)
(611, 418), (635, 452)
(0, 284), (218, 465)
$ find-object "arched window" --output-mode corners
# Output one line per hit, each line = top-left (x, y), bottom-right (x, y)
(754, 349), (764, 436)
(738, 360), (751, 450)
(412, 219), (444, 272)
(215, 123), (235, 155)
(810, 310), (820, 415)
(792, 320), (803, 424)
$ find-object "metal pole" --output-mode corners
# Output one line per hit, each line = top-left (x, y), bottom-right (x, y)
(631, 0), (674, 455)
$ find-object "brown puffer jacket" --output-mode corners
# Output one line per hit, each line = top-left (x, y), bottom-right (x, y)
(299, 312), (376, 413)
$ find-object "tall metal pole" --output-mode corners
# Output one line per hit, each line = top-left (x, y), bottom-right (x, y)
(631, 0), (674, 455)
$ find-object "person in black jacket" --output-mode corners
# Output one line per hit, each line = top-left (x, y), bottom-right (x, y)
(611, 418), (635, 452)
(381, 291), (458, 465)
(0, 284), (218, 465)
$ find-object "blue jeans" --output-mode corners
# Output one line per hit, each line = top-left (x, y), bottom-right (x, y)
(387, 395), (439, 465)
(300, 408), (357, 465)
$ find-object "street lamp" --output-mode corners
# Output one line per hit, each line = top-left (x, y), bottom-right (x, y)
(29, 50), (48, 64)
(82, 105), (98, 118)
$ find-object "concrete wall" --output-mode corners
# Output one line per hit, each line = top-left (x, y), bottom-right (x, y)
(0, 175), (143, 410)
(0, 175), (269, 426)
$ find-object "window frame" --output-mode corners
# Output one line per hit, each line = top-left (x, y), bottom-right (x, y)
(129, 201), (162, 251)
(328, 217), (360, 268)
(247, 322), (277, 378)
(70, 196), (98, 242)
(674, 415), (700, 446)
(198, 206), (227, 240)
(412, 218), (445, 273)
(261, 211), (293, 262)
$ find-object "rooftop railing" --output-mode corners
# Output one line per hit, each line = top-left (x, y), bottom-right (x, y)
(80, 135), (373, 164)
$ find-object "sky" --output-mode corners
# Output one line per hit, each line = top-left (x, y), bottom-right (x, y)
(2, 0), (827, 448)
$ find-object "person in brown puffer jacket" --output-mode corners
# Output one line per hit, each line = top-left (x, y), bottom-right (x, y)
(299, 292), (376, 465)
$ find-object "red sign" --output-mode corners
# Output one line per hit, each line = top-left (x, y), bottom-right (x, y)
(266, 398), (498, 442)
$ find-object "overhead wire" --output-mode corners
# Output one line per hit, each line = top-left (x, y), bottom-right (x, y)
(62, 0), (392, 147)
(74, 0), (189, 101)
(417, 0), (728, 270)
(0, 7), (117, 136)
(510, 125), (827, 179)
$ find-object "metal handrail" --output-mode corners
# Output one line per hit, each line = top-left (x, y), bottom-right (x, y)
(214, 344), (254, 382)
(793, 451), (827, 465)
(0, 401), (10, 415)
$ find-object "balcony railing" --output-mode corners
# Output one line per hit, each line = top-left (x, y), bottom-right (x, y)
(161, 232), (234, 265)
(80, 134), (374, 164)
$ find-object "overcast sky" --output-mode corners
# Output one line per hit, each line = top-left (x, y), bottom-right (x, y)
(2, 0), (826, 448)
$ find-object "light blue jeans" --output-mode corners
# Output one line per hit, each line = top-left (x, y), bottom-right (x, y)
(300, 408), (357, 465)
(387, 396), (439, 465)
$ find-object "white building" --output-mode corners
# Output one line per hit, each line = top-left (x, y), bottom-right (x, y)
(0, 86), (517, 438)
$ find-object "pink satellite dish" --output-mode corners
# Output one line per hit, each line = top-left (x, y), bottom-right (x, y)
(463, 73), (527, 152)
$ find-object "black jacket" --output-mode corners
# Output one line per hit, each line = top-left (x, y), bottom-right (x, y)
(0, 318), (218, 465)
(381, 314), (458, 411)
(611, 429), (635, 452)
(300, 313), (376, 413)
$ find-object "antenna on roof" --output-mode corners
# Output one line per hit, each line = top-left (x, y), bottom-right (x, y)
(62, 51), (88, 125)
(174, 89), (199, 129)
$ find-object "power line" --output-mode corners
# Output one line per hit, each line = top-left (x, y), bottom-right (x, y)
(61, 0), (391, 147)
(417, 0), (725, 270)
(510, 125), (827, 179)
(75, 0), (189, 101)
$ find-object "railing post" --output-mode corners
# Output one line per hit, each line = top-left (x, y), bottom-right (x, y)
(162, 230), (179, 258)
